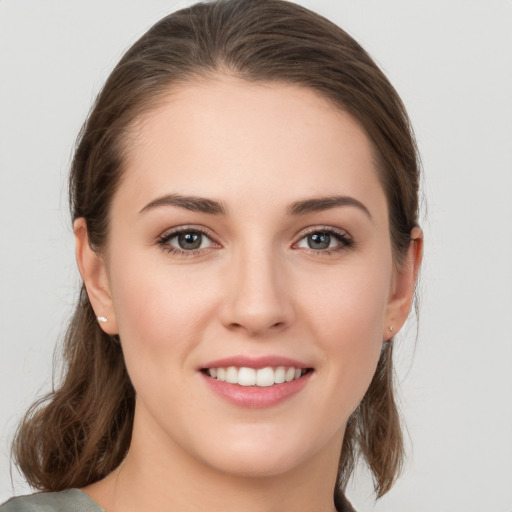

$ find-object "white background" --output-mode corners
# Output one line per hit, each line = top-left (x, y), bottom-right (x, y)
(1, 1), (511, 510)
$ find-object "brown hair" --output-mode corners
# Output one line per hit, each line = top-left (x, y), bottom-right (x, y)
(13, 0), (420, 503)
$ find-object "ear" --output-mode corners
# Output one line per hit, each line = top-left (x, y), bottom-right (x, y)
(74, 218), (118, 335)
(384, 226), (423, 340)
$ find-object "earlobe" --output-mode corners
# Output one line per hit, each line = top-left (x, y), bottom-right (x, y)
(384, 227), (423, 340)
(74, 218), (118, 335)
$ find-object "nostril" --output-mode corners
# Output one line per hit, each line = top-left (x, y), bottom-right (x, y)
(220, 295), (295, 335)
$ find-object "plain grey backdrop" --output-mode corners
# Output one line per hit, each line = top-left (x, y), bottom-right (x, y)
(1, 1), (511, 510)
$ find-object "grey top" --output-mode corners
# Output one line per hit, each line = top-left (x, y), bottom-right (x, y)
(0, 489), (104, 512)
(1, 488), (356, 511)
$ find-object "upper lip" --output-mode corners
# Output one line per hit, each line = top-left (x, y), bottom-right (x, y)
(200, 355), (311, 370)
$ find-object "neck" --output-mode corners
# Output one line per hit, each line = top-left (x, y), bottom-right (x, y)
(83, 407), (343, 512)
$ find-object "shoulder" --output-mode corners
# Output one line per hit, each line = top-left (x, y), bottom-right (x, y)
(0, 489), (104, 512)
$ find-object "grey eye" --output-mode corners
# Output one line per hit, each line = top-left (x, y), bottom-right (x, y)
(296, 229), (351, 252)
(177, 231), (203, 250)
(307, 232), (331, 250)
(160, 229), (214, 252)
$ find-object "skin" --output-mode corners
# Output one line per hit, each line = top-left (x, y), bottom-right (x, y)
(75, 76), (422, 512)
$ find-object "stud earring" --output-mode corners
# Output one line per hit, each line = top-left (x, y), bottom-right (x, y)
(97, 316), (108, 324)
(388, 326), (394, 333)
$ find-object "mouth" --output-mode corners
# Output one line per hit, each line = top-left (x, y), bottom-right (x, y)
(199, 356), (314, 408)
(201, 366), (313, 387)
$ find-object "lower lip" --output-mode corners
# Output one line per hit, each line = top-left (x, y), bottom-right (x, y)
(201, 371), (312, 409)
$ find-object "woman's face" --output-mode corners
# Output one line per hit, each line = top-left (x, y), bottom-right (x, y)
(82, 76), (413, 479)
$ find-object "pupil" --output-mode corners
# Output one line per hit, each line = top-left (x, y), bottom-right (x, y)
(308, 232), (330, 250)
(178, 232), (202, 250)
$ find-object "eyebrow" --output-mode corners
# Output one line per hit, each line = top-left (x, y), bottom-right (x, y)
(287, 195), (372, 219)
(139, 193), (371, 219)
(140, 194), (227, 215)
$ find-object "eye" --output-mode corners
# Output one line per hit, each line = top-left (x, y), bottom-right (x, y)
(295, 228), (353, 253)
(157, 227), (216, 255)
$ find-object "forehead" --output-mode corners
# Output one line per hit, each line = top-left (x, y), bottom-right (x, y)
(117, 76), (386, 216)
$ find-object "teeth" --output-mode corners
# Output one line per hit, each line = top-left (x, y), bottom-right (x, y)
(226, 366), (238, 384)
(285, 367), (295, 382)
(274, 366), (285, 384)
(217, 367), (226, 381)
(207, 366), (306, 387)
(256, 367), (274, 387)
(238, 367), (256, 386)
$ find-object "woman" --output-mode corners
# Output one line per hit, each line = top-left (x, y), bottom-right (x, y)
(1, 0), (422, 510)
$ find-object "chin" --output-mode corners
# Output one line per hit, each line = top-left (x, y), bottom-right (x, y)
(203, 447), (306, 479)
(190, 425), (335, 480)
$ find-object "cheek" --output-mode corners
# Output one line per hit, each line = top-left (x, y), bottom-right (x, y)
(108, 253), (218, 363)
(297, 258), (391, 409)
(299, 259), (391, 343)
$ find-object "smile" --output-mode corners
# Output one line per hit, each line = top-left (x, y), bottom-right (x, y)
(200, 356), (314, 408)
(204, 366), (309, 387)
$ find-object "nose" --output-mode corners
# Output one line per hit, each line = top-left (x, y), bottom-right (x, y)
(219, 245), (295, 336)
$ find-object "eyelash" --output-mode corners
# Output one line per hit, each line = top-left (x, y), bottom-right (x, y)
(156, 226), (354, 256)
(157, 226), (217, 256)
(293, 226), (354, 256)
